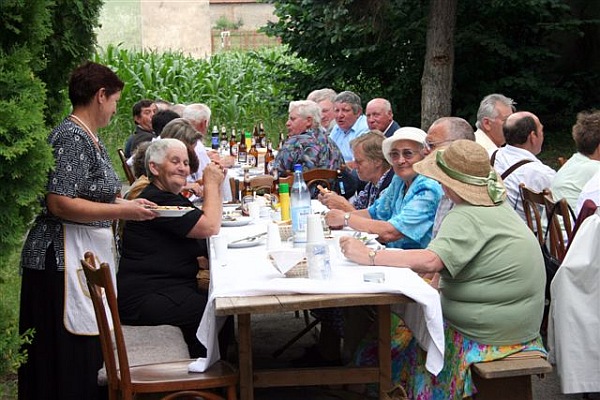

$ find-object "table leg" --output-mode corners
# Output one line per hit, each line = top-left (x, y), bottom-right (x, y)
(238, 313), (253, 400)
(377, 304), (392, 399)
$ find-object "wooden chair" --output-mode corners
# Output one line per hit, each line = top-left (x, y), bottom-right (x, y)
(118, 148), (136, 185)
(231, 174), (275, 202)
(543, 196), (575, 263)
(80, 252), (238, 400)
(566, 199), (597, 253)
(279, 168), (340, 198)
(519, 183), (551, 246)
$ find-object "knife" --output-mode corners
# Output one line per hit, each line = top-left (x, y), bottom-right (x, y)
(228, 231), (267, 245)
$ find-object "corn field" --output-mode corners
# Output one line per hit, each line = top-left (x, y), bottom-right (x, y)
(92, 45), (311, 175)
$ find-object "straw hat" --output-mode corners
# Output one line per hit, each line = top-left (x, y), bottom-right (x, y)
(413, 140), (506, 206)
(382, 127), (426, 164)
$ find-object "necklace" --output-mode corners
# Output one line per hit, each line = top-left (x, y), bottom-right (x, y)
(70, 114), (98, 143)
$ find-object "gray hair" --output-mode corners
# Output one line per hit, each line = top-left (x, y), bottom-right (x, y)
(475, 94), (516, 129)
(182, 103), (211, 123)
(307, 88), (337, 104)
(160, 118), (202, 145)
(334, 91), (362, 114)
(145, 138), (187, 180)
(430, 117), (475, 141)
(289, 100), (322, 131)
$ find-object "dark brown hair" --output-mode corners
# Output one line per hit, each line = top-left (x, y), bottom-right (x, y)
(68, 61), (124, 107)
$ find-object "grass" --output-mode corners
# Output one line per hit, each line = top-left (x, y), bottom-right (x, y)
(0, 250), (23, 399)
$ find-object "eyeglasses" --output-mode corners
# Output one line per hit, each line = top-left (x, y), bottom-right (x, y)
(388, 149), (418, 161)
(424, 140), (451, 151)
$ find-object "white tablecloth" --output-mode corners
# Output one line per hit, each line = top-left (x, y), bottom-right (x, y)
(189, 213), (445, 375)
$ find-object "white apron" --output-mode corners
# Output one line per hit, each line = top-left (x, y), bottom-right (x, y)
(63, 223), (116, 335)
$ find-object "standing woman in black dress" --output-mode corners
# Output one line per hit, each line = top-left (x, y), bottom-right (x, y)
(18, 62), (157, 400)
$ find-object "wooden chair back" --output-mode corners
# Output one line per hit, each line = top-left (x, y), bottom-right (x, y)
(81, 251), (238, 400)
(519, 183), (551, 245)
(231, 174), (275, 202)
(118, 148), (136, 185)
(303, 168), (338, 193)
(543, 196), (575, 262)
(566, 199), (597, 253)
(280, 168), (339, 198)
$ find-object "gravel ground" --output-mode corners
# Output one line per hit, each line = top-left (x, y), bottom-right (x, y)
(242, 312), (599, 400)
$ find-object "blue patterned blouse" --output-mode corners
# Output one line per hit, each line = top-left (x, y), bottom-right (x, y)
(368, 174), (443, 249)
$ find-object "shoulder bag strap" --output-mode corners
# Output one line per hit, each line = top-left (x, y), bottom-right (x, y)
(490, 149), (498, 166)
(500, 159), (533, 180)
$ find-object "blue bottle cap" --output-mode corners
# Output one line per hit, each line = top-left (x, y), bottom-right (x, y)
(294, 164), (302, 172)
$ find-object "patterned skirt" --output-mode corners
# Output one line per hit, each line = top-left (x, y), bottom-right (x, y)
(354, 313), (547, 399)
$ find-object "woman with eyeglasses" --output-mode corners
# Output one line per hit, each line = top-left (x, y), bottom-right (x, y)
(325, 127), (443, 249)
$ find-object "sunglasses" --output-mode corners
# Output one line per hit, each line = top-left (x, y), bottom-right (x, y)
(388, 149), (418, 161)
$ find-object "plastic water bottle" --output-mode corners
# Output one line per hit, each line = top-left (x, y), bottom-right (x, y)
(291, 164), (311, 245)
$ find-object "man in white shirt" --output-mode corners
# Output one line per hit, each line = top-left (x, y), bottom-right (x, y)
(492, 111), (556, 221)
(474, 93), (516, 153)
(183, 103), (232, 202)
(365, 98), (400, 137)
(307, 88), (337, 132)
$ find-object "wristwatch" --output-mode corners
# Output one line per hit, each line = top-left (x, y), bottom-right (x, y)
(343, 212), (351, 227)
(368, 249), (379, 266)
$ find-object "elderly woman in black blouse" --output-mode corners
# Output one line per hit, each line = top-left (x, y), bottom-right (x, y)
(118, 138), (224, 357)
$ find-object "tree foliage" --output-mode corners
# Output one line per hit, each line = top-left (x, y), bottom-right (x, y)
(0, 0), (103, 378)
(264, 0), (600, 136)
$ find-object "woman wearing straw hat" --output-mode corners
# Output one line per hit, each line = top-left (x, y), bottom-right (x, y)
(340, 140), (546, 399)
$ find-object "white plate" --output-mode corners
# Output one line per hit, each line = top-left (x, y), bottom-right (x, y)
(150, 207), (194, 217)
(221, 216), (252, 227)
(228, 236), (265, 248)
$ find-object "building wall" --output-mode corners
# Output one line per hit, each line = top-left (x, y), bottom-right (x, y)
(95, 0), (276, 58)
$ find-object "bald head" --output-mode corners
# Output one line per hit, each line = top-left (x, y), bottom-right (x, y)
(503, 111), (544, 154)
(366, 98), (394, 132)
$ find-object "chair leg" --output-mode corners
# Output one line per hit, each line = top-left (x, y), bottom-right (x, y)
(272, 318), (320, 358)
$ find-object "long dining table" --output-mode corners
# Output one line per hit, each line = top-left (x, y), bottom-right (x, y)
(189, 202), (445, 400)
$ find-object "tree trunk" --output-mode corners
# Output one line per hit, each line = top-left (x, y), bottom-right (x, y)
(421, 0), (457, 130)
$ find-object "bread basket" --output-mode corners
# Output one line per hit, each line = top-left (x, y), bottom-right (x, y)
(268, 248), (308, 278)
(277, 220), (293, 241)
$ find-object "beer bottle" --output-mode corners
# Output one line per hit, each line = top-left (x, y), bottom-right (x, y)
(229, 128), (238, 157)
(242, 166), (253, 198)
(270, 167), (280, 205)
(259, 122), (267, 148)
(238, 130), (248, 164)
(211, 125), (219, 150)
(278, 131), (286, 150)
(264, 139), (275, 174)
(248, 136), (259, 168)
(252, 125), (260, 148)
(336, 169), (346, 196)
(220, 125), (228, 154)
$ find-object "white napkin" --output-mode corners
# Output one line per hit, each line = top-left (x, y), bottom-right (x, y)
(268, 248), (306, 274)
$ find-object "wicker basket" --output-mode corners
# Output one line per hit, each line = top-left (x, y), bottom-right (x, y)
(268, 254), (308, 278)
(283, 259), (308, 278)
(277, 220), (293, 241)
